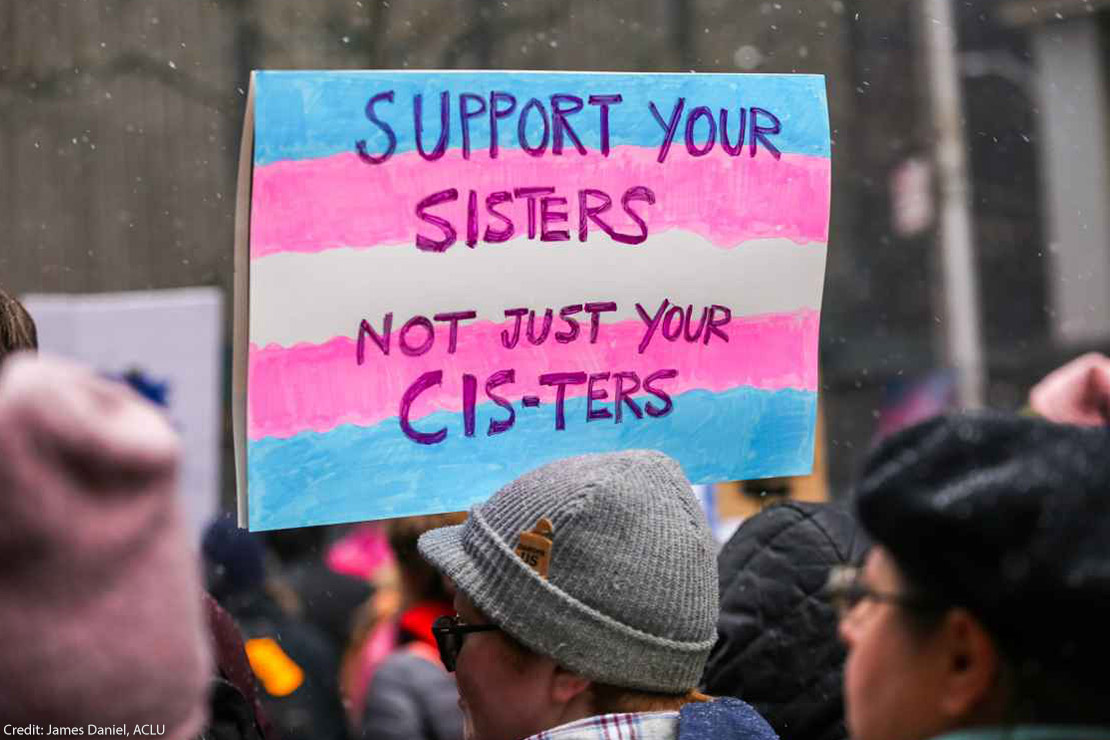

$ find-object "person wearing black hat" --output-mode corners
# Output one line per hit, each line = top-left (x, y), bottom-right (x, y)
(703, 501), (869, 740)
(829, 412), (1110, 740)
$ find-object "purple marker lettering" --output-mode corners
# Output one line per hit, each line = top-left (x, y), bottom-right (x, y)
(587, 94), (622, 156)
(399, 370), (447, 445)
(551, 94), (587, 155)
(466, 190), (479, 248)
(540, 196), (570, 241)
(617, 186), (655, 245)
(484, 191), (515, 243)
(514, 187), (555, 239)
(489, 91), (517, 159)
(613, 371), (643, 423)
(662, 304), (684, 341)
(555, 304), (582, 343)
(684, 305), (708, 342)
(577, 189), (612, 242)
(518, 98), (550, 156)
(684, 105), (716, 157)
(705, 304), (732, 345)
(643, 369), (678, 418)
(459, 93), (487, 160)
(586, 372), (612, 421)
(526, 309), (553, 345)
(356, 91), (396, 165)
(584, 301), (617, 343)
(635, 299), (669, 353)
(648, 98), (685, 163)
(720, 107), (747, 156)
(413, 91), (450, 161)
(749, 107), (782, 160)
(399, 315), (434, 357)
(433, 310), (476, 354)
(486, 369), (516, 436)
(501, 307), (528, 349)
(463, 373), (477, 437)
(539, 371), (587, 431)
(356, 314), (392, 365)
(415, 188), (458, 252)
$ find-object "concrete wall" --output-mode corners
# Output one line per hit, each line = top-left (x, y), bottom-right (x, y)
(1032, 17), (1110, 344)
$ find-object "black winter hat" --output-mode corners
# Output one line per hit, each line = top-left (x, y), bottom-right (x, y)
(856, 411), (1110, 677)
(703, 502), (869, 740)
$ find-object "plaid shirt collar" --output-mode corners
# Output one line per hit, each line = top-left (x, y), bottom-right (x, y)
(524, 711), (680, 740)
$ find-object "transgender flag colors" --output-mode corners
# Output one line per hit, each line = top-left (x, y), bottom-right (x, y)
(233, 71), (831, 531)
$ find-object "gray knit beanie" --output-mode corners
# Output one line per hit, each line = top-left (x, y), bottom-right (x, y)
(417, 449), (718, 693)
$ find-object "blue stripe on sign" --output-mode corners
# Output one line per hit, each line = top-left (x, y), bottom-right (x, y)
(253, 70), (830, 165)
(246, 385), (817, 531)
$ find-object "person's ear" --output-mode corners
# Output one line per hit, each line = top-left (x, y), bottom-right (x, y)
(936, 608), (1001, 720)
(551, 665), (592, 706)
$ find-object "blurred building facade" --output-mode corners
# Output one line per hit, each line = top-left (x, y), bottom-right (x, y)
(2, 0), (1108, 497)
(997, 0), (1110, 345)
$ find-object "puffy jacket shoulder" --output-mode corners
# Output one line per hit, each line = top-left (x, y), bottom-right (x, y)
(359, 650), (463, 740)
(702, 502), (868, 740)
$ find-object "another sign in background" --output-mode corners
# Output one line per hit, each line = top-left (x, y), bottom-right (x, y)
(23, 288), (224, 538)
(236, 70), (831, 531)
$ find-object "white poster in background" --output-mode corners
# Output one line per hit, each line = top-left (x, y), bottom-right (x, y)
(22, 288), (224, 539)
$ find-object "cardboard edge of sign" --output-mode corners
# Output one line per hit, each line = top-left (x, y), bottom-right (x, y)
(232, 73), (256, 529)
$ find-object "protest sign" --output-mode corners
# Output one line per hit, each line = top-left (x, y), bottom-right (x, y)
(234, 70), (830, 531)
(23, 288), (224, 538)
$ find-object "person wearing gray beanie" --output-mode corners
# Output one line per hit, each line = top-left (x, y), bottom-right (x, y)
(417, 449), (780, 740)
(832, 412), (1110, 740)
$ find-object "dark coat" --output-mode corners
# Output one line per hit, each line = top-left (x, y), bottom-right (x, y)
(222, 589), (350, 740)
(199, 592), (273, 740)
(701, 502), (868, 740)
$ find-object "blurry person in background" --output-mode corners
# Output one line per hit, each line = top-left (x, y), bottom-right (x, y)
(203, 514), (350, 740)
(833, 413), (1110, 740)
(703, 501), (869, 740)
(201, 591), (274, 740)
(264, 523), (375, 665)
(0, 354), (209, 732)
(353, 513), (468, 740)
(415, 450), (779, 740)
(266, 524), (330, 566)
(284, 560), (374, 666)
(0, 287), (37, 361)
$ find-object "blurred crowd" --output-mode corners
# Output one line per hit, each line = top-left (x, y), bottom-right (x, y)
(1, 285), (1108, 740)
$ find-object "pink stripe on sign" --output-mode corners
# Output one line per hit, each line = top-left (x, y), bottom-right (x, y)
(247, 309), (820, 440)
(249, 147), (830, 258)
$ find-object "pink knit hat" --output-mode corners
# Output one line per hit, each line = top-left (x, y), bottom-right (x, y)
(0, 354), (210, 731)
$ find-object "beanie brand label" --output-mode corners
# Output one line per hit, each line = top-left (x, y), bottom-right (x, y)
(516, 517), (554, 579)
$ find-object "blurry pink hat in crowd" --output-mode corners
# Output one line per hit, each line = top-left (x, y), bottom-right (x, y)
(326, 523), (395, 579)
(0, 353), (210, 732)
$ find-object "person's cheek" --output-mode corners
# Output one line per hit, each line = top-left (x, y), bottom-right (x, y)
(455, 658), (477, 731)
(846, 634), (878, 740)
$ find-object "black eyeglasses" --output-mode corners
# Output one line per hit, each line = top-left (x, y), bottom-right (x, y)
(431, 615), (500, 672)
(823, 565), (940, 619)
